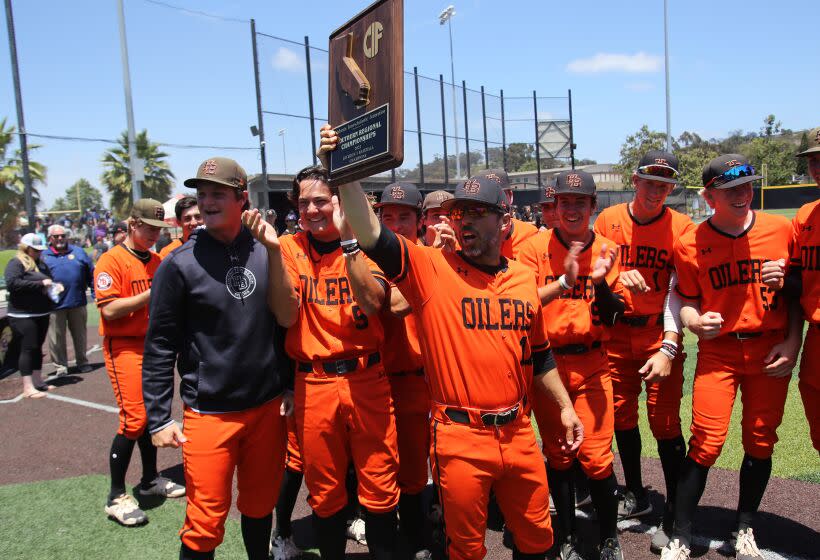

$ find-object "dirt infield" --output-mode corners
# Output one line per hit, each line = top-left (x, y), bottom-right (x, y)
(1, 327), (817, 559)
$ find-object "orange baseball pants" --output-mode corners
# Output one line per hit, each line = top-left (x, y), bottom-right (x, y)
(284, 415), (303, 473)
(799, 324), (820, 452)
(607, 326), (685, 439)
(180, 397), (286, 552)
(688, 333), (790, 467)
(294, 365), (399, 518)
(430, 413), (553, 559)
(103, 336), (146, 439)
(389, 372), (431, 494)
(532, 346), (614, 480)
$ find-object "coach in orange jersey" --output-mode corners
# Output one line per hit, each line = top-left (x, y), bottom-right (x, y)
(246, 164), (399, 560)
(593, 150), (694, 551)
(158, 195), (202, 259)
(661, 154), (803, 560)
(518, 170), (625, 560)
(791, 127), (820, 452)
(325, 125), (584, 560)
(94, 199), (184, 528)
(143, 158), (293, 560)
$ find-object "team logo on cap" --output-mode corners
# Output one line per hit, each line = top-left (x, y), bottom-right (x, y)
(485, 173), (503, 184)
(226, 267), (257, 300)
(390, 186), (406, 199)
(96, 272), (113, 291)
(724, 159), (741, 168)
(464, 179), (481, 194)
(203, 160), (218, 175)
(654, 158), (669, 165)
(567, 174), (582, 188)
(544, 186), (556, 198)
(155, 207), (165, 220)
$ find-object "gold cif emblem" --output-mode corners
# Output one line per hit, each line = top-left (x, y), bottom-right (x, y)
(363, 21), (383, 59)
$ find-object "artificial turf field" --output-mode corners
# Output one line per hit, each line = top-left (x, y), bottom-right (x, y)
(1, 207), (817, 559)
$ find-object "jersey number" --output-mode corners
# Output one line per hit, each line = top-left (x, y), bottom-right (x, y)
(352, 305), (369, 330)
(759, 286), (779, 311)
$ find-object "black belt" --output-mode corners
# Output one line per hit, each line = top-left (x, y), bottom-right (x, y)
(618, 314), (662, 327)
(389, 368), (424, 377)
(297, 352), (381, 374)
(727, 332), (763, 340)
(552, 340), (602, 355)
(445, 404), (520, 427)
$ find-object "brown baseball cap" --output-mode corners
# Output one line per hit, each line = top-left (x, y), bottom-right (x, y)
(422, 190), (454, 213)
(131, 198), (169, 228)
(375, 182), (423, 209)
(554, 170), (597, 196)
(797, 127), (820, 157)
(184, 157), (248, 190)
(440, 169), (510, 212)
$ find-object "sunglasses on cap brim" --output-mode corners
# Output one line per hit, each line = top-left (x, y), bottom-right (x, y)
(637, 164), (679, 180)
(705, 164), (756, 189)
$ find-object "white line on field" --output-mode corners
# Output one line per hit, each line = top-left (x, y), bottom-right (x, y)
(45, 393), (119, 414)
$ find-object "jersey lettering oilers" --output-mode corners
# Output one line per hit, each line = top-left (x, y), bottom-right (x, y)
(280, 232), (386, 362)
(791, 199), (820, 324)
(95, 244), (160, 338)
(501, 218), (540, 261)
(518, 230), (622, 347)
(674, 211), (794, 333)
(594, 204), (694, 316)
(392, 239), (549, 411)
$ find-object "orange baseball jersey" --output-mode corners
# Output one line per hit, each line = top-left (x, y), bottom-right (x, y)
(518, 230), (622, 347)
(501, 218), (540, 260)
(674, 211), (794, 333)
(391, 241), (549, 411)
(594, 204), (694, 316)
(95, 244), (160, 338)
(380, 284), (424, 374)
(280, 232), (386, 362)
(791, 199), (820, 323)
(158, 238), (182, 259)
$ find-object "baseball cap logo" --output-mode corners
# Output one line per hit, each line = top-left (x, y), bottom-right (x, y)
(464, 179), (481, 194)
(544, 186), (555, 198)
(390, 186), (406, 199)
(724, 159), (741, 168)
(567, 174), (582, 188)
(155, 207), (165, 220)
(654, 158), (669, 165)
(485, 173), (503, 184)
(203, 160), (218, 175)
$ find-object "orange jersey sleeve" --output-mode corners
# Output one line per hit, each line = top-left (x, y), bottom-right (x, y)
(673, 211), (793, 333)
(501, 218), (540, 260)
(281, 232), (386, 362)
(594, 204), (694, 316)
(791, 199), (820, 323)
(380, 284), (424, 374)
(158, 238), (183, 259)
(392, 237), (543, 410)
(518, 230), (621, 347)
(95, 244), (160, 338)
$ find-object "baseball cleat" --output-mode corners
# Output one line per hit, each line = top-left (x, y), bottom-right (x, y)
(732, 528), (763, 560)
(346, 517), (367, 545)
(138, 476), (186, 498)
(599, 537), (624, 560)
(413, 550), (433, 560)
(660, 539), (691, 560)
(270, 534), (301, 560)
(560, 541), (583, 560)
(618, 489), (652, 520)
(105, 494), (147, 526)
(650, 525), (671, 554)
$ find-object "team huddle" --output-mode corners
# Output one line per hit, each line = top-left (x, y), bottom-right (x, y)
(93, 124), (820, 560)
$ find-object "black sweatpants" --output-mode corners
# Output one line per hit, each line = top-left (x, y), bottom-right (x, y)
(9, 315), (50, 376)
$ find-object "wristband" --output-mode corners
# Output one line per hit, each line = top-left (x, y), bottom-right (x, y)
(342, 242), (360, 254)
(659, 347), (676, 360)
(558, 274), (572, 291)
(661, 338), (678, 349)
(342, 247), (361, 257)
(340, 238), (358, 248)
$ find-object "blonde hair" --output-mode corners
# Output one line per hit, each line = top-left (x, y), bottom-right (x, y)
(15, 244), (37, 272)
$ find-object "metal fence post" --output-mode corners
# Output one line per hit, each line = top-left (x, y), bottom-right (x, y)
(533, 91), (541, 187)
(440, 74), (449, 186)
(462, 80), (470, 178)
(481, 85), (489, 169)
(250, 19), (268, 195)
(500, 89), (507, 171)
(304, 36), (317, 165)
(568, 88), (576, 169)
(414, 68), (424, 186)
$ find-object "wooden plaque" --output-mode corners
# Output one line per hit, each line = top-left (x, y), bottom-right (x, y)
(328, 0), (403, 185)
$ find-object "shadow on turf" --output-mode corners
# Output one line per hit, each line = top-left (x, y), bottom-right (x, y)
(134, 463), (186, 512)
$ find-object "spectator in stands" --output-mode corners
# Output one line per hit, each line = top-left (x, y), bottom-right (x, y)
(4, 233), (61, 398)
(92, 232), (109, 262)
(112, 223), (128, 246)
(281, 211), (299, 236)
(43, 225), (95, 376)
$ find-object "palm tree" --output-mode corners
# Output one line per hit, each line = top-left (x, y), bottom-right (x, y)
(101, 130), (175, 218)
(0, 117), (46, 242)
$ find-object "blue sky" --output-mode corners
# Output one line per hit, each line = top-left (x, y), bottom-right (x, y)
(1, 0), (817, 208)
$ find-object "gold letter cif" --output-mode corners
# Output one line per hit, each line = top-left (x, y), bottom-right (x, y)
(363, 21), (383, 59)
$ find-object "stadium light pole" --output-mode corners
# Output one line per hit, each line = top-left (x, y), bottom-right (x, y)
(439, 5), (461, 179)
(116, 0), (141, 201)
(663, 0), (672, 151)
(278, 129), (287, 175)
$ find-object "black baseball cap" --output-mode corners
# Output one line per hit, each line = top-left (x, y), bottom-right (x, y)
(635, 150), (680, 184)
(440, 169), (509, 212)
(702, 154), (762, 189)
(554, 170), (597, 197)
(112, 222), (128, 235)
(374, 182), (422, 209)
(422, 190), (454, 213)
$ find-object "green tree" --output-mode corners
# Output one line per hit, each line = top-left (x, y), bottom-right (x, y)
(51, 178), (103, 213)
(577, 158), (598, 166)
(736, 114), (798, 186)
(795, 132), (809, 177)
(615, 125), (670, 188)
(101, 130), (175, 218)
(676, 144), (719, 189)
(0, 117), (46, 241)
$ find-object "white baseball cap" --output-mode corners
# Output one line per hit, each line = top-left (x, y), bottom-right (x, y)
(20, 233), (47, 251)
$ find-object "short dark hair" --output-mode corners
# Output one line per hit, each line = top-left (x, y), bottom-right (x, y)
(174, 196), (198, 221)
(289, 165), (336, 206)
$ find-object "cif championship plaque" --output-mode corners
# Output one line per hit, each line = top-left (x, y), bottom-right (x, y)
(328, 0), (404, 185)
